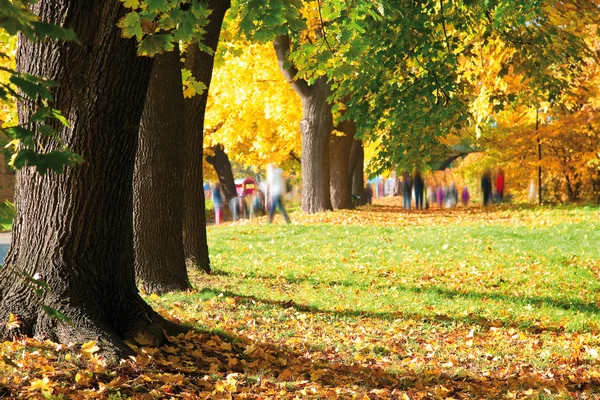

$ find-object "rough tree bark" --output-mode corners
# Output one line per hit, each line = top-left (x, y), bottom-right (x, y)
(206, 143), (237, 202)
(183, 0), (230, 272)
(274, 34), (333, 214)
(349, 138), (366, 205)
(329, 119), (355, 210)
(134, 45), (191, 295)
(0, 0), (179, 359)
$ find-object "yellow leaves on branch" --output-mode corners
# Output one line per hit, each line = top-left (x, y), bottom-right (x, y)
(205, 40), (302, 172)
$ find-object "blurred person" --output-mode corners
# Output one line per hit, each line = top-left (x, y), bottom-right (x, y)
(495, 168), (505, 203)
(528, 179), (537, 204)
(436, 185), (444, 207)
(481, 168), (492, 206)
(212, 182), (224, 225)
(446, 182), (458, 208)
(461, 186), (470, 206)
(365, 183), (373, 205)
(402, 171), (412, 209)
(267, 163), (291, 224)
(413, 169), (424, 210)
(250, 190), (265, 219)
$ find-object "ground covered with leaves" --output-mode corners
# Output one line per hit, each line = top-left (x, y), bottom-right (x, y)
(1, 200), (600, 399)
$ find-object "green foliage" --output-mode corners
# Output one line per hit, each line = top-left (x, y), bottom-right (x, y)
(0, 200), (15, 231)
(0, 0), (83, 175)
(233, 0), (305, 43)
(118, 0), (212, 57)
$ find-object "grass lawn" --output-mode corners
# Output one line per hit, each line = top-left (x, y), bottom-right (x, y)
(1, 199), (599, 398)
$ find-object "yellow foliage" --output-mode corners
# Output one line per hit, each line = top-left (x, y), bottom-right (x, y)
(0, 30), (17, 128)
(205, 40), (302, 176)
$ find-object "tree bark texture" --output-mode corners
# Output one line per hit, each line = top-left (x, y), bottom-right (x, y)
(0, 0), (175, 359)
(349, 139), (366, 205)
(183, 0), (230, 272)
(206, 143), (237, 202)
(134, 45), (191, 295)
(329, 120), (355, 210)
(274, 35), (333, 214)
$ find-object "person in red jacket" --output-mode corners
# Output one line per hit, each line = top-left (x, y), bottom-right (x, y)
(495, 168), (505, 203)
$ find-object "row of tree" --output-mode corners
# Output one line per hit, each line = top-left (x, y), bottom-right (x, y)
(0, 0), (598, 358)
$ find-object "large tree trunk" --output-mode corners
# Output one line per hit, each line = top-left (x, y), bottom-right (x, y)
(183, 0), (230, 272)
(134, 45), (190, 295)
(206, 143), (237, 202)
(274, 35), (333, 214)
(349, 139), (365, 205)
(0, 0), (176, 359)
(329, 119), (355, 210)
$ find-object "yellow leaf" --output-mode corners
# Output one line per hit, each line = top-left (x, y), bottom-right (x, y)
(80, 340), (100, 357)
(6, 313), (22, 330)
(29, 377), (54, 393)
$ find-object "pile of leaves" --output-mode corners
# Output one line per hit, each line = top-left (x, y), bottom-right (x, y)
(1, 200), (599, 398)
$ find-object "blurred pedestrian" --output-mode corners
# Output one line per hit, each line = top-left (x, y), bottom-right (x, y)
(402, 171), (412, 210)
(267, 163), (291, 224)
(413, 169), (424, 210)
(495, 168), (505, 203)
(528, 179), (537, 204)
(212, 182), (224, 225)
(461, 186), (470, 206)
(250, 190), (265, 219)
(481, 168), (492, 206)
(365, 183), (373, 205)
(436, 185), (444, 207)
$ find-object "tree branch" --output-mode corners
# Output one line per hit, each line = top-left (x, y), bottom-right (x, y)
(273, 34), (312, 98)
(289, 150), (301, 164)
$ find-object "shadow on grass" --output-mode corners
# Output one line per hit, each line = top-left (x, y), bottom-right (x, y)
(210, 269), (600, 319)
(196, 277), (600, 334)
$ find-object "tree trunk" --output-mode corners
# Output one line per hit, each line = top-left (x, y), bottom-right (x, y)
(183, 0), (230, 272)
(329, 120), (355, 210)
(0, 0), (176, 359)
(299, 77), (333, 213)
(274, 35), (333, 214)
(134, 45), (190, 295)
(206, 143), (237, 202)
(349, 139), (365, 205)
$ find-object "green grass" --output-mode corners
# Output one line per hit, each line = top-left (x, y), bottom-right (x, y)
(204, 210), (600, 333)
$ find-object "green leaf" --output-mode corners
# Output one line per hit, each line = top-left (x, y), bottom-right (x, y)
(41, 305), (72, 324)
(138, 34), (173, 56)
(145, 0), (170, 13)
(118, 12), (142, 39)
(31, 22), (78, 42)
(9, 75), (53, 101)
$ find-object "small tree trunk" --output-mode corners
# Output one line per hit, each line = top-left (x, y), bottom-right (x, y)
(183, 0), (230, 272)
(206, 143), (237, 202)
(329, 119), (355, 210)
(134, 45), (190, 295)
(0, 0), (178, 360)
(349, 139), (365, 205)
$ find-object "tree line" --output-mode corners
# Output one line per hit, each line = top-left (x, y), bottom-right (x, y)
(0, 0), (598, 358)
